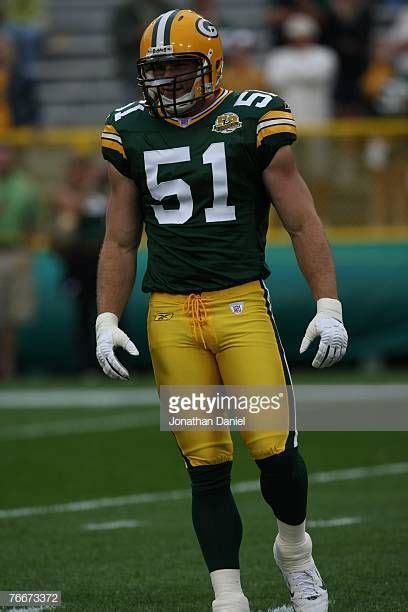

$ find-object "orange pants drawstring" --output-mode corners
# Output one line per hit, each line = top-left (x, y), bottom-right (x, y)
(184, 293), (208, 349)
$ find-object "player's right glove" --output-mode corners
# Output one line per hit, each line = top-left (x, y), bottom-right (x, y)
(96, 312), (139, 380)
(300, 298), (348, 368)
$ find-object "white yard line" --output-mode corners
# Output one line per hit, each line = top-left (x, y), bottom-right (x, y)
(296, 384), (408, 403)
(83, 516), (358, 532)
(8, 609), (53, 612)
(308, 516), (362, 528)
(8, 609), (50, 612)
(0, 489), (189, 520)
(0, 411), (156, 440)
(308, 462), (408, 483)
(1, 383), (407, 441)
(0, 388), (157, 409)
(0, 384), (406, 409)
(83, 519), (147, 531)
(0, 462), (406, 521)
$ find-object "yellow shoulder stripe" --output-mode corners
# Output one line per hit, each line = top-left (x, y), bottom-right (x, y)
(259, 110), (295, 123)
(101, 138), (127, 158)
(257, 124), (297, 147)
(103, 124), (119, 135)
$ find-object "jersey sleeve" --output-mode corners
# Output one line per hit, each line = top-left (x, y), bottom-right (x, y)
(101, 112), (132, 178)
(256, 97), (297, 170)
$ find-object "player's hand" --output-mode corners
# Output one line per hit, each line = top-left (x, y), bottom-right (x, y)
(96, 312), (139, 380)
(300, 298), (348, 368)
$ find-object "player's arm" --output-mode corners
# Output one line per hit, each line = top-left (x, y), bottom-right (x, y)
(95, 162), (142, 380)
(97, 162), (142, 316)
(263, 146), (336, 299)
(262, 146), (348, 367)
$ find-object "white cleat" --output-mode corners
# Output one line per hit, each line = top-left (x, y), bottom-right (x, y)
(212, 593), (250, 611)
(274, 538), (328, 611)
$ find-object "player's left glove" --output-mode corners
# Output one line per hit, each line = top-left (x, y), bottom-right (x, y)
(300, 298), (348, 368)
(96, 312), (139, 380)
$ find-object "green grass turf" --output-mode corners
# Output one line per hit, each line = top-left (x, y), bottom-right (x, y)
(0, 391), (407, 612)
(1, 366), (408, 389)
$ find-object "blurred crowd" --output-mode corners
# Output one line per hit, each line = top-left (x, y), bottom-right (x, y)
(260, 0), (408, 119)
(0, 0), (45, 128)
(0, 147), (108, 378)
(111, 0), (408, 121)
(0, 0), (406, 126)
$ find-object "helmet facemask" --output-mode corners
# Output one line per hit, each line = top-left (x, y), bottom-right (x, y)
(137, 53), (215, 118)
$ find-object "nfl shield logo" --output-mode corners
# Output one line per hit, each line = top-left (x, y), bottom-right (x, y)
(230, 301), (244, 315)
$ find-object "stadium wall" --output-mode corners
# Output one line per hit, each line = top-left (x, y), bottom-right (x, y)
(18, 242), (408, 373)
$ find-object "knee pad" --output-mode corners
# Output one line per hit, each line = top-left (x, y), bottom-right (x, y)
(256, 446), (303, 475)
(188, 461), (233, 497)
(255, 447), (308, 524)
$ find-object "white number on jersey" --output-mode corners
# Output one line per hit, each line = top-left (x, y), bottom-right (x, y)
(114, 102), (145, 121)
(234, 90), (277, 108)
(144, 147), (194, 224)
(203, 143), (236, 222)
(144, 144), (236, 225)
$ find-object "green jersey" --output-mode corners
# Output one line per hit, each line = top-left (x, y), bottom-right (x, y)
(101, 89), (297, 294)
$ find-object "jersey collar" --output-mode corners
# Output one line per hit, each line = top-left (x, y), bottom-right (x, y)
(162, 89), (232, 128)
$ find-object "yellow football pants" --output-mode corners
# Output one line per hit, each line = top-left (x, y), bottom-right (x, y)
(147, 280), (297, 466)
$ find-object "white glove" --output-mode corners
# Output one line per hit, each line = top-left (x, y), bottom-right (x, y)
(96, 312), (139, 380)
(300, 298), (348, 368)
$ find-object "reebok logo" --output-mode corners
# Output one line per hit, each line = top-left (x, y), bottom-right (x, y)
(154, 312), (174, 321)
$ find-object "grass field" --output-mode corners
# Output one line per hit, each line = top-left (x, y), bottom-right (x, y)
(0, 371), (407, 611)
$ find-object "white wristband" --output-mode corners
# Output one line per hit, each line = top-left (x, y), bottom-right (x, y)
(316, 298), (343, 322)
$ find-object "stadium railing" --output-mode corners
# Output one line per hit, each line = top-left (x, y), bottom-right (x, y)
(1, 117), (406, 244)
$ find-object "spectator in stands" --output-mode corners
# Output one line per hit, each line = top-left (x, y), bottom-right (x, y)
(264, 13), (338, 122)
(0, 144), (42, 378)
(320, 0), (373, 115)
(111, 0), (170, 99)
(0, 34), (13, 128)
(265, 0), (328, 45)
(0, 33), (40, 126)
(368, 5), (408, 116)
(52, 156), (108, 372)
(222, 29), (268, 92)
(264, 14), (338, 223)
(375, 6), (408, 116)
(361, 39), (395, 114)
(0, 0), (46, 78)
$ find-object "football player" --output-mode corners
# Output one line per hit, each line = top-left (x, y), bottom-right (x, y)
(96, 9), (348, 612)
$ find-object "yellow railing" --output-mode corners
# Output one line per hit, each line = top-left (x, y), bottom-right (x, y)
(1, 118), (407, 241)
(1, 117), (407, 147)
(298, 118), (408, 138)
